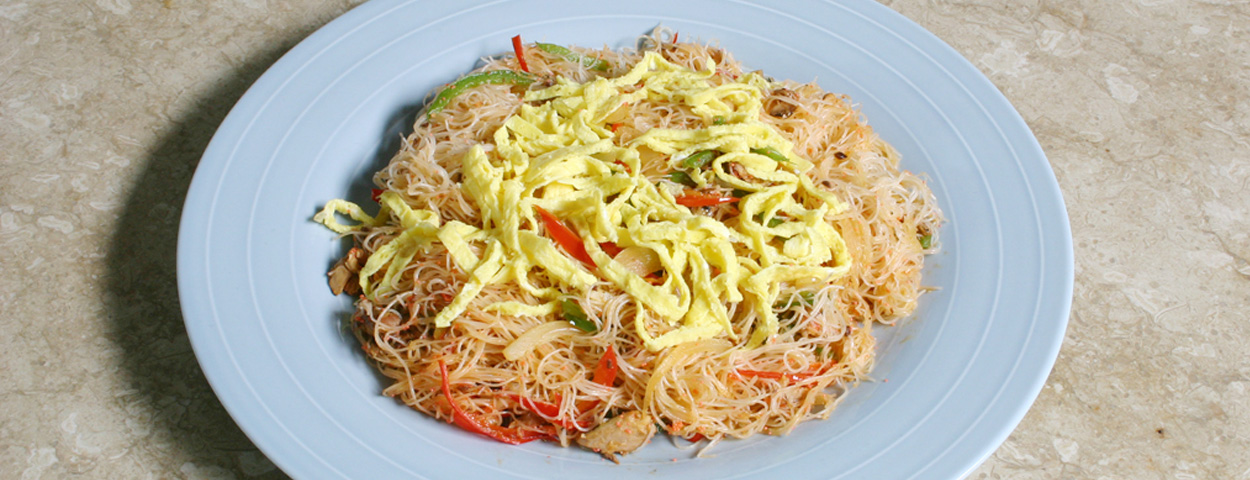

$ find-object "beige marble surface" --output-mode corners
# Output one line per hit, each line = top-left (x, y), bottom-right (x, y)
(1, 1), (1247, 478)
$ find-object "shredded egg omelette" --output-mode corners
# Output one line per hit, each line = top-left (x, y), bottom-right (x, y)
(316, 51), (851, 351)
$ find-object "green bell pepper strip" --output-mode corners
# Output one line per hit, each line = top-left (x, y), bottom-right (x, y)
(561, 299), (596, 333)
(919, 234), (933, 250)
(667, 171), (696, 187)
(681, 150), (717, 169)
(426, 70), (535, 115)
(773, 291), (816, 310)
(750, 146), (790, 164)
(534, 43), (610, 71)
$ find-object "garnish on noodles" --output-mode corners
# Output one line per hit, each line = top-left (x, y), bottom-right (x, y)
(314, 30), (942, 462)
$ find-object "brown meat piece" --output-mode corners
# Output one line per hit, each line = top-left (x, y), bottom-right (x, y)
(765, 88), (798, 118)
(327, 247), (365, 295)
(576, 410), (656, 463)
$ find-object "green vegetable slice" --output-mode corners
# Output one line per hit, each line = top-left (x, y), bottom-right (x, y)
(681, 150), (717, 170)
(667, 171), (697, 187)
(562, 299), (596, 333)
(534, 43), (610, 71)
(919, 234), (933, 250)
(750, 146), (790, 163)
(753, 213), (786, 227)
(773, 291), (816, 311)
(427, 70), (535, 115)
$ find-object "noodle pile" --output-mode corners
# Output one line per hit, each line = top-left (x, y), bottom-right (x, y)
(316, 31), (942, 456)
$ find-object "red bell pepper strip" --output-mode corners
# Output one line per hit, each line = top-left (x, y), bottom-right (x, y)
(512, 35), (530, 73)
(438, 359), (545, 444)
(370, 188), (383, 202)
(507, 393), (560, 418)
(504, 393), (585, 431)
(534, 206), (596, 267)
(575, 346), (620, 416)
(598, 241), (624, 257)
(675, 191), (740, 208)
(593, 346), (618, 387)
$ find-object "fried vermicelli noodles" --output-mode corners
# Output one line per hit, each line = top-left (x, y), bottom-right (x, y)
(315, 31), (942, 457)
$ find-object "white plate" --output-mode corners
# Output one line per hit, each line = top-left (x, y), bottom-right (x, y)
(177, 1), (1073, 478)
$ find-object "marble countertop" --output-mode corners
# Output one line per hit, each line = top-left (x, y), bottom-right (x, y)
(2, 1), (1246, 478)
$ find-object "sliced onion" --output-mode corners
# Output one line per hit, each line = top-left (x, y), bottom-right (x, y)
(603, 103), (631, 124)
(613, 246), (661, 277)
(503, 321), (579, 361)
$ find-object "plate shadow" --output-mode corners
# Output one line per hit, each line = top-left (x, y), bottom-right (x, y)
(100, 33), (320, 480)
